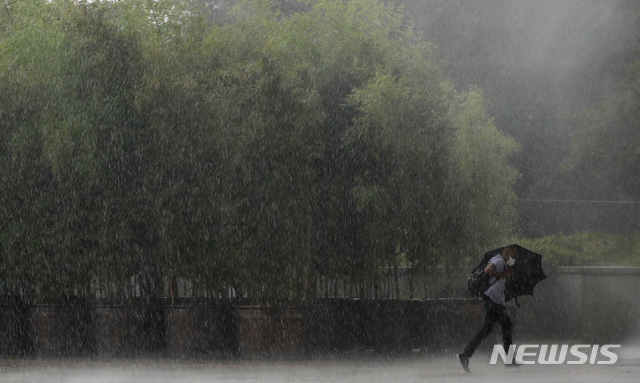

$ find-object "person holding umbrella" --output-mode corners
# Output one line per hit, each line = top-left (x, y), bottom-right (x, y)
(458, 246), (517, 372)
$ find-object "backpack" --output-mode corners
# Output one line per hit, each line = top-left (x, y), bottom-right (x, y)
(467, 251), (500, 297)
(467, 266), (494, 296)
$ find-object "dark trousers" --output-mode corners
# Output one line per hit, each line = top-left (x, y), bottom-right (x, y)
(462, 295), (512, 357)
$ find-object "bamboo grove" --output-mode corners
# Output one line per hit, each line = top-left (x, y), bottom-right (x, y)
(0, 0), (520, 303)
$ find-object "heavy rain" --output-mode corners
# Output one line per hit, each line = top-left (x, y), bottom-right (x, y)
(0, 0), (639, 382)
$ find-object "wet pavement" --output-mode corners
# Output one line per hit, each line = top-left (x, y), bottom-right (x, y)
(1, 347), (639, 383)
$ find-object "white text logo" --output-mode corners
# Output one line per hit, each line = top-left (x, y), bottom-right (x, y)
(490, 344), (621, 365)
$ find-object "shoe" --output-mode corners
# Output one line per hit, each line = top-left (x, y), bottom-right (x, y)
(457, 353), (470, 373)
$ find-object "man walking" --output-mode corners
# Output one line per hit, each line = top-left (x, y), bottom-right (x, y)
(458, 246), (517, 372)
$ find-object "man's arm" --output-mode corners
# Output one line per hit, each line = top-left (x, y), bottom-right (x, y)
(485, 262), (514, 278)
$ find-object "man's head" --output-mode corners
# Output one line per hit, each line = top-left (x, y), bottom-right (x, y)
(502, 246), (516, 263)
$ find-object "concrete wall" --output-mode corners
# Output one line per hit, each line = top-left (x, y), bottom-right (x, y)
(514, 266), (640, 344)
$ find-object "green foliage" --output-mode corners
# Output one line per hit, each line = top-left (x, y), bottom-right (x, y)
(565, 73), (640, 200)
(0, 0), (520, 302)
(449, 89), (520, 259)
(516, 232), (640, 267)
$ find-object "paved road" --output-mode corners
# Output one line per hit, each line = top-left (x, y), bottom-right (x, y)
(1, 348), (639, 383)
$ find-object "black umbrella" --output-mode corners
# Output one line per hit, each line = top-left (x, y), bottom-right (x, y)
(483, 244), (547, 303)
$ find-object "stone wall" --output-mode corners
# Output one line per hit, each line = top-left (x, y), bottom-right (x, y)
(93, 305), (161, 357)
(0, 266), (636, 358)
(0, 296), (30, 356)
(165, 302), (236, 358)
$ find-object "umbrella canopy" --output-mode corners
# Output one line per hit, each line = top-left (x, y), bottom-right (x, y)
(483, 244), (547, 302)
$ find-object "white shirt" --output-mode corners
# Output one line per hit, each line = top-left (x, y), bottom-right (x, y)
(484, 254), (508, 305)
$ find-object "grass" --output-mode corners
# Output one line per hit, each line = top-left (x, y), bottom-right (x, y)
(513, 232), (640, 267)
